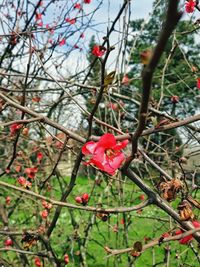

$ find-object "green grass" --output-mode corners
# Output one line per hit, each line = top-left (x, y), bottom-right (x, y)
(1, 175), (200, 266)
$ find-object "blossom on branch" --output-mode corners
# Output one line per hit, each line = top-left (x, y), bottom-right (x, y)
(82, 133), (128, 175)
(92, 45), (106, 57)
(185, 0), (196, 13)
(175, 221), (200, 244)
(9, 123), (23, 135)
(25, 167), (38, 179)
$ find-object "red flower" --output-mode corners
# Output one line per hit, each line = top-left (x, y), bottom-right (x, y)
(37, 152), (43, 163)
(37, 21), (43, 27)
(64, 254), (70, 264)
(34, 257), (42, 267)
(185, 0), (196, 13)
(175, 221), (200, 244)
(92, 45), (106, 57)
(74, 3), (81, 9)
(75, 196), (82, 204)
(6, 196), (11, 205)
(9, 123), (23, 135)
(84, 0), (91, 3)
(75, 193), (89, 205)
(42, 200), (53, 210)
(65, 18), (76, 25)
(171, 95), (179, 103)
(4, 238), (13, 246)
(18, 176), (32, 188)
(139, 194), (145, 201)
(35, 13), (42, 20)
(40, 210), (49, 219)
(59, 39), (66, 46)
(82, 193), (89, 205)
(82, 133), (128, 175)
(25, 167), (38, 179)
(197, 78), (200, 89)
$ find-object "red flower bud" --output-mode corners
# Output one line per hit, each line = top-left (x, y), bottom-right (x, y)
(64, 254), (69, 264)
(139, 194), (145, 201)
(5, 196), (11, 205)
(40, 210), (49, 219)
(92, 45), (106, 57)
(4, 238), (13, 246)
(34, 257), (42, 267)
(171, 95), (179, 104)
(75, 196), (82, 204)
(82, 193), (89, 204)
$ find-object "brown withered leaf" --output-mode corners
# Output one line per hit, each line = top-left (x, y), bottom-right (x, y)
(178, 200), (194, 221)
(21, 231), (38, 250)
(133, 241), (143, 252)
(159, 178), (183, 202)
(96, 213), (109, 222)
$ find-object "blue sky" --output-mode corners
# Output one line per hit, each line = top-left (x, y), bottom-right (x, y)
(64, 0), (154, 73)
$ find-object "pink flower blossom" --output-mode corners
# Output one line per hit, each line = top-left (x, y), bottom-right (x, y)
(185, 0), (196, 13)
(92, 45), (106, 57)
(74, 3), (81, 9)
(82, 133), (128, 175)
(59, 39), (66, 46)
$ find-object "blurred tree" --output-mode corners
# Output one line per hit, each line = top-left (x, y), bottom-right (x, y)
(126, 0), (200, 163)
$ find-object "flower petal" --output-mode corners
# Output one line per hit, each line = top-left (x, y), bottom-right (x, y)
(96, 133), (116, 149)
(82, 141), (97, 155)
(112, 140), (129, 150)
(108, 152), (125, 170)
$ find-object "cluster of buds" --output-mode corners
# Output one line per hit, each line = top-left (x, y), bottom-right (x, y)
(75, 193), (89, 206)
(42, 200), (53, 210)
(40, 200), (53, 220)
(159, 178), (183, 202)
